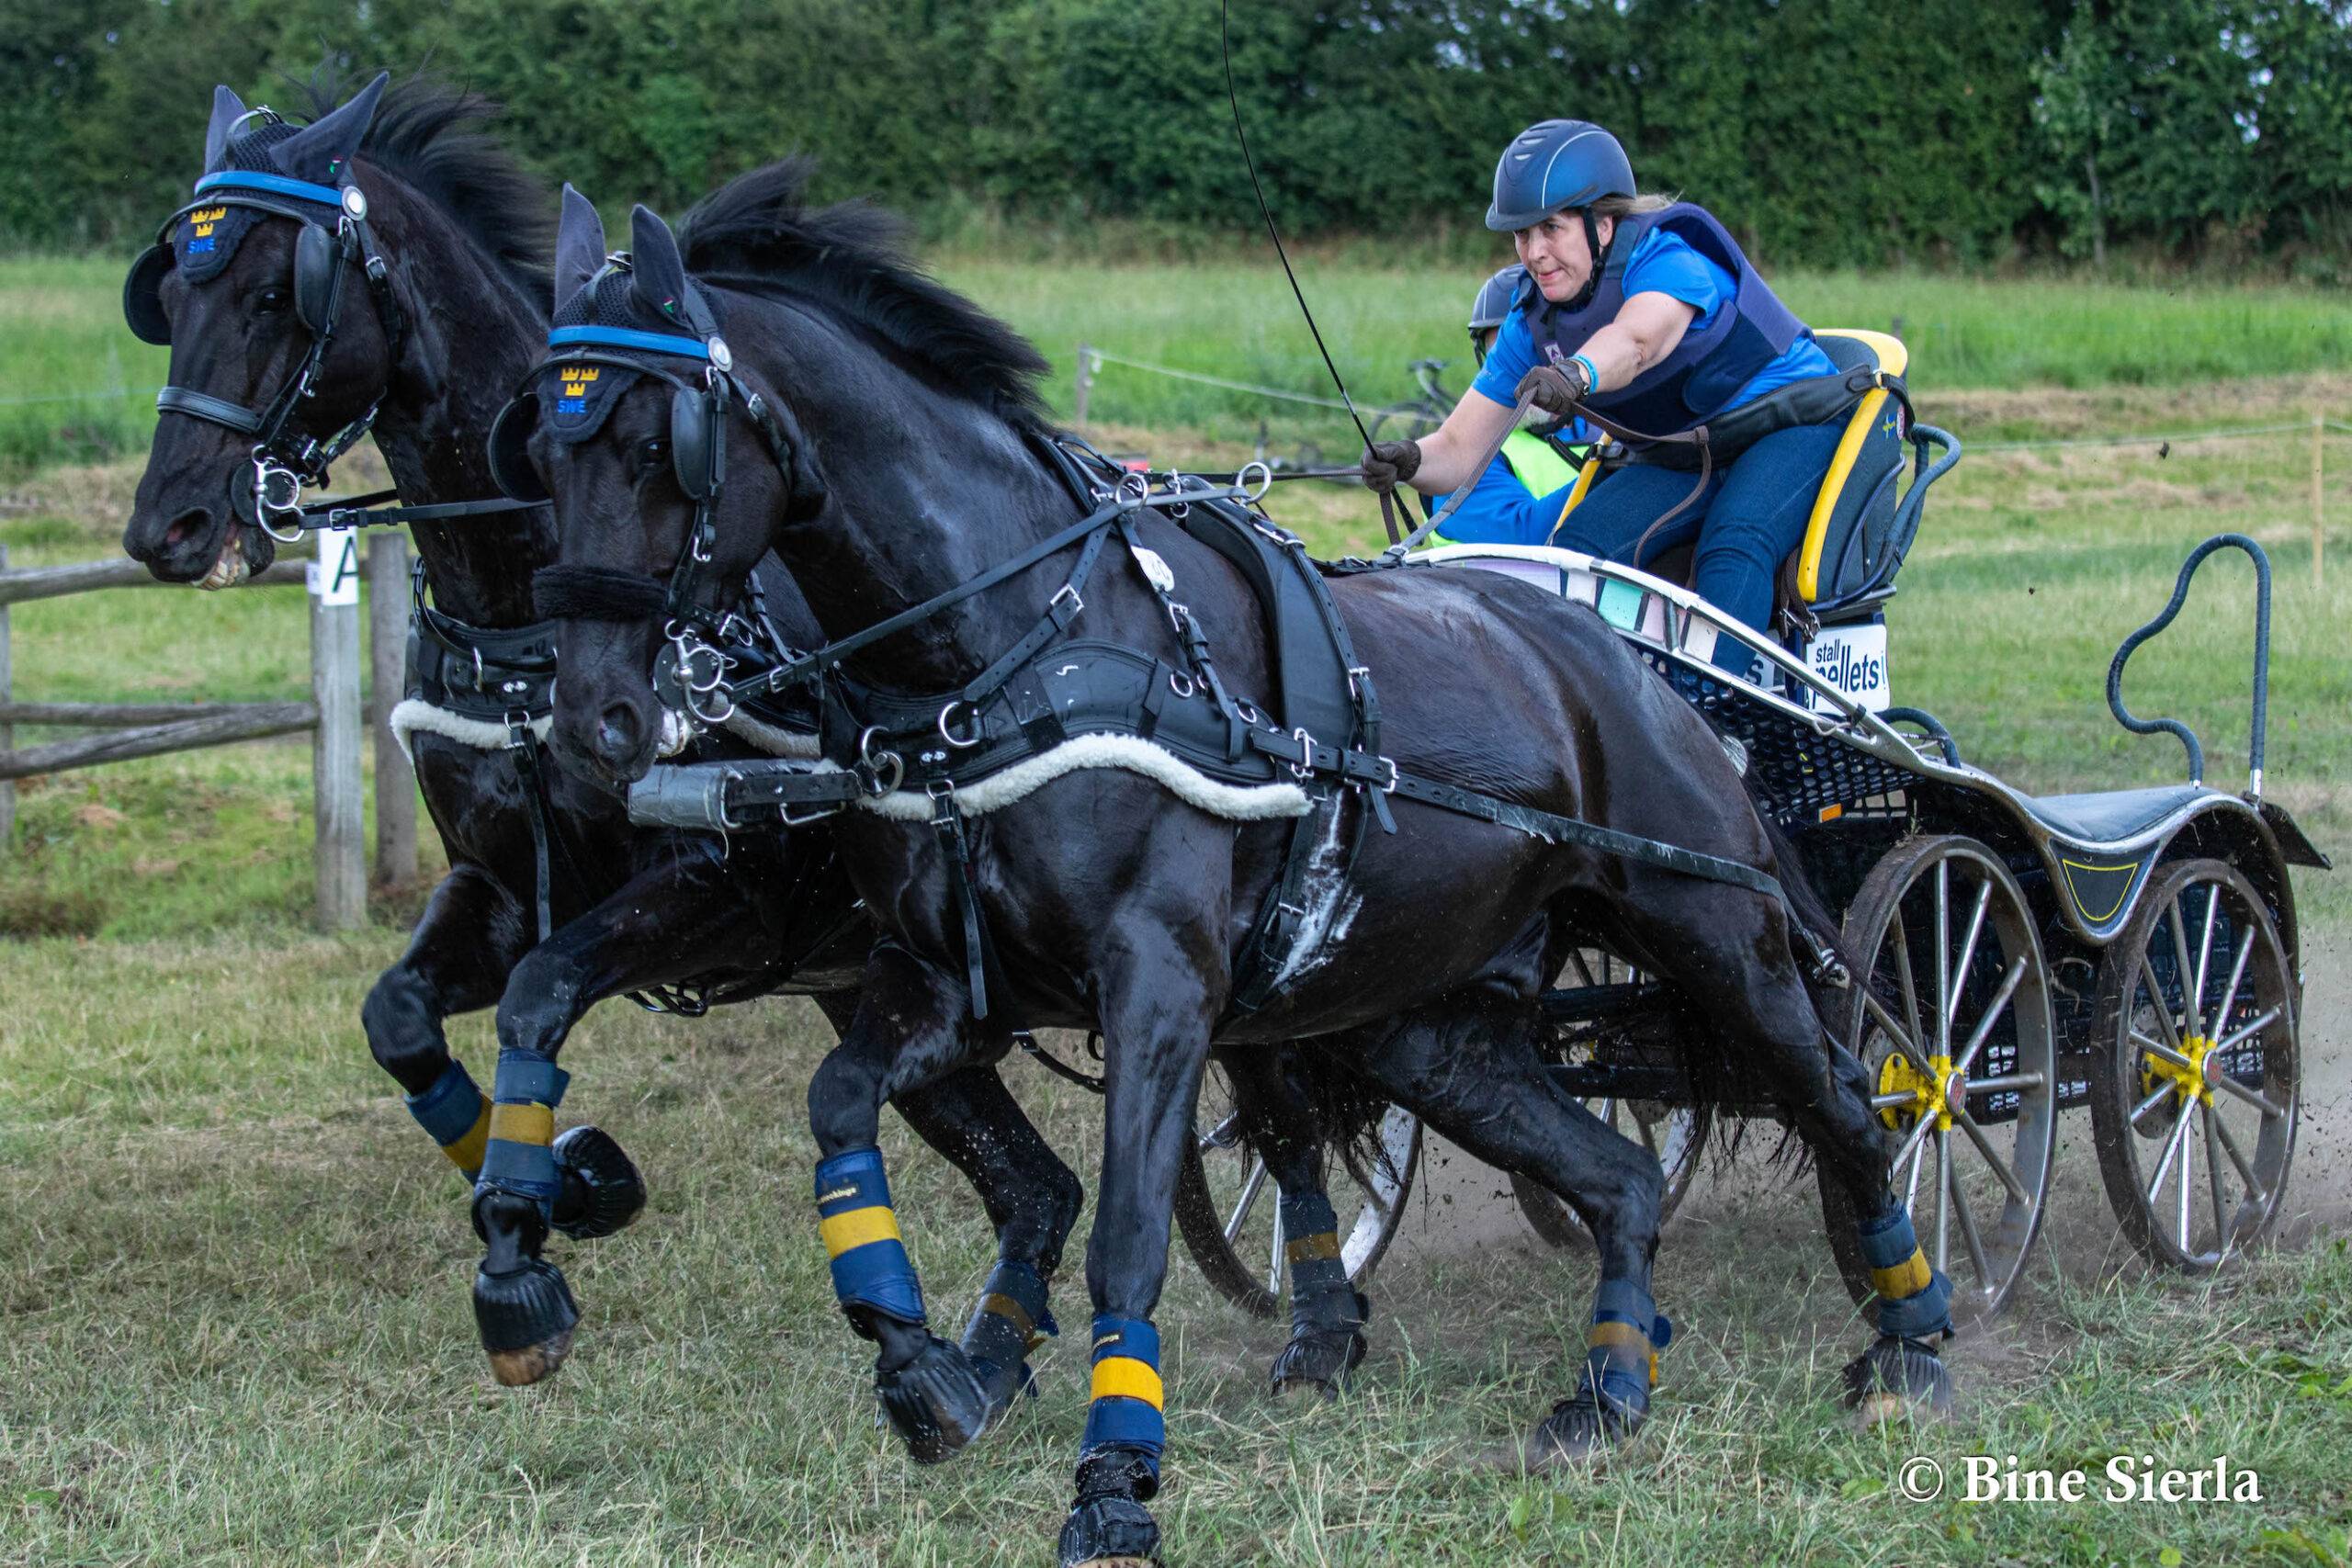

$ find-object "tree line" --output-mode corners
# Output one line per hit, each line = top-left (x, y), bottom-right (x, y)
(6, 0), (2349, 273)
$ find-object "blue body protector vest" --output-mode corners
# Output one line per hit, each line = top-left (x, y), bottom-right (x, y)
(1521, 203), (1805, 439)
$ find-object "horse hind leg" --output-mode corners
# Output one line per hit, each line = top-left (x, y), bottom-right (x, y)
(1649, 884), (1955, 1421)
(1345, 990), (1670, 1464)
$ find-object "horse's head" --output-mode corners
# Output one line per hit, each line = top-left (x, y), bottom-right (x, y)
(500, 194), (813, 786)
(122, 75), (399, 586)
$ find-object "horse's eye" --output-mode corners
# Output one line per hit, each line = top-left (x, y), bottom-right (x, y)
(254, 287), (290, 315)
(631, 437), (670, 482)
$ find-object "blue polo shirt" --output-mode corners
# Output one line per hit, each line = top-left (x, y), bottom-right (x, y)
(1469, 228), (1833, 418)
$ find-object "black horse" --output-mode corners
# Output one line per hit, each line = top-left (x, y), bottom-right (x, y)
(519, 167), (1958, 1567)
(116, 75), (1086, 1414)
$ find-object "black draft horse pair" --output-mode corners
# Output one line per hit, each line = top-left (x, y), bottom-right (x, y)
(117, 73), (1381, 1432)
(116, 74), (1089, 1410)
(509, 168), (1961, 1567)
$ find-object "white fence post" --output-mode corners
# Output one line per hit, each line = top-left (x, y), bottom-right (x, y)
(366, 532), (416, 886)
(1074, 341), (1093, 428)
(310, 527), (366, 931)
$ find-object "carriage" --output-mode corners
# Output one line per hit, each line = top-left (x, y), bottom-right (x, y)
(1177, 329), (2323, 1325)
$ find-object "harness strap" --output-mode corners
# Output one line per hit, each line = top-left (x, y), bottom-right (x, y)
(929, 785), (992, 1021)
(505, 715), (561, 943)
(155, 387), (265, 434)
(298, 491), (547, 532)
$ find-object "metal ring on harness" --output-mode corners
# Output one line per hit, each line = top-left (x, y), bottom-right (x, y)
(1289, 727), (1317, 780)
(937, 699), (983, 750)
(1234, 698), (1261, 726)
(1236, 460), (1273, 504)
(1169, 670), (1196, 700)
(253, 453), (309, 543)
(1115, 471), (1151, 507)
(857, 725), (904, 795)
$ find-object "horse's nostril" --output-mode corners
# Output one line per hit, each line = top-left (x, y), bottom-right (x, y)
(163, 509), (210, 550)
(594, 705), (643, 765)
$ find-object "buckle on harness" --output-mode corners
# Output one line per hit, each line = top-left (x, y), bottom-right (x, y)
(1049, 582), (1084, 623)
(857, 726), (905, 796)
(1289, 727), (1317, 780)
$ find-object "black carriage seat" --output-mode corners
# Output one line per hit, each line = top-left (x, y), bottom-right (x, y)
(1552, 330), (1931, 635)
(2018, 783), (2218, 849)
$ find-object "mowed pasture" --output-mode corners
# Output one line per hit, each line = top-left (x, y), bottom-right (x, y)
(3, 255), (2349, 1564)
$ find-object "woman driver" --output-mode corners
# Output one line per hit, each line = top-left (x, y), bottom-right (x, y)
(1364, 119), (1847, 668)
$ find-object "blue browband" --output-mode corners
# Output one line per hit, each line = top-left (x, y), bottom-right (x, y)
(547, 325), (711, 359)
(192, 169), (346, 207)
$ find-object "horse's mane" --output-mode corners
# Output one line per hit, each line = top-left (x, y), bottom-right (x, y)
(294, 67), (553, 300)
(677, 158), (1051, 432)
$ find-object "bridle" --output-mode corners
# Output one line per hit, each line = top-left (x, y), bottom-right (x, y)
(491, 266), (807, 721)
(125, 121), (409, 540)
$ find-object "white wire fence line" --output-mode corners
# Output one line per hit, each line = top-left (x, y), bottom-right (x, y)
(0, 387), (164, 408)
(1073, 346), (2352, 455)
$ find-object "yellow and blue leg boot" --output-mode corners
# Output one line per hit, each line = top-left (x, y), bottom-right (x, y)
(1268, 1190), (1369, 1397)
(1844, 1203), (1955, 1421)
(407, 1060), (642, 1239)
(1530, 1278), (1670, 1464)
(960, 1258), (1057, 1426)
(470, 1048), (580, 1386)
(1058, 1314), (1165, 1568)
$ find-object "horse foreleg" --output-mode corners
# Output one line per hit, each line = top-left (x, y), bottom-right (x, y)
(362, 863), (528, 1185)
(806, 944), (1001, 1462)
(1058, 935), (1220, 1568)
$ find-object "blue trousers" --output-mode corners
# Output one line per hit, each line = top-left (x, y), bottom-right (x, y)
(1554, 421), (1846, 671)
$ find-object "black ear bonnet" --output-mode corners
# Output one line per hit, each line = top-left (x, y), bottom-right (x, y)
(122, 105), (370, 348)
(487, 256), (730, 502)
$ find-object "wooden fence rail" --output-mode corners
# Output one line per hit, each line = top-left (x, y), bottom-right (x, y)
(0, 528), (414, 931)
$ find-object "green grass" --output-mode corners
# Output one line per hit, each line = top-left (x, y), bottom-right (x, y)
(10, 251), (2352, 479)
(1, 934), (2347, 1567)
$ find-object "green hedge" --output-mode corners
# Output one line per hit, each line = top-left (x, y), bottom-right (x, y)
(5, 0), (2350, 271)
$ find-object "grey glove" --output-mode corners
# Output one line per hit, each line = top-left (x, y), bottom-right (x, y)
(1360, 439), (1422, 494)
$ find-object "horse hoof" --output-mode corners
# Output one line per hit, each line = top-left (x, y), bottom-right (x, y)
(1057, 1495), (1160, 1568)
(1525, 1388), (1644, 1467)
(550, 1125), (647, 1240)
(876, 1335), (993, 1463)
(1842, 1334), (1953, 1427)
(1269, 1324), (1367, 1399)
(474, 1257), (581, 1387)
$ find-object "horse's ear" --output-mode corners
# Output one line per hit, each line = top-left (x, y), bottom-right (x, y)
(202, 85), (246, 172)
(275, 70), (388, 186)
(628, 205), (692, 328)
(554, 185), (606, 310)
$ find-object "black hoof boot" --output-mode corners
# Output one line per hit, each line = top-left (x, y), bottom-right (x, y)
(969, 1352), (1039, 1432)
(549, 1125), (647, 1240)
(474, 1258), (579, 1387)
(1057, 1451), (1161, 1568)
(876, 1334), (994, 1463)
(1842, 1333), (1953, 1425)
(472, 1188), (578, 1387)
(1526, 1384), (1645, 1467)
(1269, 1322), (1368, 1398)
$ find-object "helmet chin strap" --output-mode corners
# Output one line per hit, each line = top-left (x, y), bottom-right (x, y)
(1564, 208), (1608, 312)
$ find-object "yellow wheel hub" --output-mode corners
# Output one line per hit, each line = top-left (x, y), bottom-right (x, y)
(2143, 1032), (2216, 1107)
(1877, 1051), (1963, 1132)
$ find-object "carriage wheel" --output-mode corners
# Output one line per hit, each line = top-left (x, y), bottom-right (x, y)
(1817, 835), (2057, 1325)
(2089, 859), (2299, 1272)
(1172, 1063), (1421, 1317)
(1514, 950), (1708, 1249)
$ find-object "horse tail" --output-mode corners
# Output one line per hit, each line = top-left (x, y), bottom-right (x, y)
(1755, 807), (1859, 1046)
(1222, 1043), (1403, 1191)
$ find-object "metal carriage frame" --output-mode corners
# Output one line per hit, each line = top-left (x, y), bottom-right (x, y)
(1406, 530), (2324, 1323)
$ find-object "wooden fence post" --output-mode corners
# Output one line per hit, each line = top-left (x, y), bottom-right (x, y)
(311, 527), (366, 931)
(1074, 341), (1093, 428)
(366, 533), (416, 886)
(0, 543), (12, 855)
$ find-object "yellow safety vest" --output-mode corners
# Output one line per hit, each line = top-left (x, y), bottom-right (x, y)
(1501, 427), (1578, 499)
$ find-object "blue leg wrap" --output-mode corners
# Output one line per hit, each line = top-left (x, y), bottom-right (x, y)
(1081, 1314), (1165, 1482)
(405, 1058), (491, 1180)
(815, 1146), (926, 1327)
(1587, 1278), (1672, 1413)
(963, 1258), (1056, 1385)
(473, 1048), (571, 1212)
(1858, 1204), (1953, 1340)
(1278, 1189), (1354, 1316)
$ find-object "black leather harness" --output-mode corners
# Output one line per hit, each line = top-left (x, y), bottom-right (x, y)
(641, 437), (1799, 1019)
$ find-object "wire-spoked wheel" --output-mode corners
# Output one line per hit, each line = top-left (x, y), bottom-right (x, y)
(1818, 835), (2058, 1325)
(1173, 1062), (1421, 1317)
(1514, 951), (1708, 1248)
(2089, 858), (2299, 1272)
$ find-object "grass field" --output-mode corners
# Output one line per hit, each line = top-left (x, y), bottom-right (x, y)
(11, 249), (2352, 476)
(3, 259), (2350, 1563)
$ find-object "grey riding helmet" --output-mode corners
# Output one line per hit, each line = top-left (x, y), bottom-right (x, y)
(1486, 120), (1635, 231)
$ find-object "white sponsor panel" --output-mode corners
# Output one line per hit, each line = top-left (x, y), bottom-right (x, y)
(1804, 621), (1890, 713)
